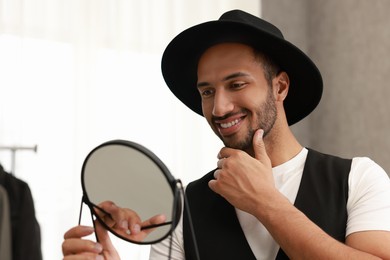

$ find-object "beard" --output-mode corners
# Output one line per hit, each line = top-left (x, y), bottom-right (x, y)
(220, 91), (277, 151)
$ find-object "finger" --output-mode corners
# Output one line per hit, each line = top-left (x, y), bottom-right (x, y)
(96, 201), (120, 219)
(217, 147), (236, 160)
(214, 169), (221, 179)
(208, 179), (217, 192)
(94, 219), (120, 258)
(94, 201), (116, 227)
(142, 214), (167, 227)
(62, 238), (102, 256)
(217, 158), (226, 169)
(252, 129), (267, 161)
(101, 214), (116, 229)
(217, 148), (227, 159)
(140, 214), (167, 235)
(63, 225), (95, 239)
(97, 201), (140, 234)
(124, 208), (142, 235)
(62, 226), (102, 256)
(148, 214), (167, 225)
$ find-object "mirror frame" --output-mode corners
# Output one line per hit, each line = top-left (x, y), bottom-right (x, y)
(80, 139), (182, 245)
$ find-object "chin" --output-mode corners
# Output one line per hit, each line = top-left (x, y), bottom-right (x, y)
(222, 135), (252, 151)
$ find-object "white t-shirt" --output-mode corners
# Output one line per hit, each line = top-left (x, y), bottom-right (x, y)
(149, 148), (390, 259)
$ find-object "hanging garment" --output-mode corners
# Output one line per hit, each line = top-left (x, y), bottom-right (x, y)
(0, 185), (12, 260)
(0, 164), (42, 260)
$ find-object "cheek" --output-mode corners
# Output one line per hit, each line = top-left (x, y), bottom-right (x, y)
(201, 102), (217, 127)
(236, 94), (259, 111)
(241, 88), (269, 107)
(201, 99), (213, 117)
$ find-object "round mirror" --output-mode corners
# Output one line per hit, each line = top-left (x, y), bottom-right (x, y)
(81, 140), (181, 244)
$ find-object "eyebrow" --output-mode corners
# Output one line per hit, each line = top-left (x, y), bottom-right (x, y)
(197, 72), (250, 88)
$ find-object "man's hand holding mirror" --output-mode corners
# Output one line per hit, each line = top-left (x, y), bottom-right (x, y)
(94, 201), (167, 241)
(62, 140), (183, 259)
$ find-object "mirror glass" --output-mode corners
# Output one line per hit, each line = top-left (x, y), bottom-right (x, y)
(81, 140), (180, 244)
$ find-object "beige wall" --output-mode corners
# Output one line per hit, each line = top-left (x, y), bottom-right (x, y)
(262, 0), (390, 175)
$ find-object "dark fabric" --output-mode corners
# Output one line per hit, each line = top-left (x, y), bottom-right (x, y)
(0, 164), (42, 260)
(183, 170), (256, 260)
(184, 149), (351, 260)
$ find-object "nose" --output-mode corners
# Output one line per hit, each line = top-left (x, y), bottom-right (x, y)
(212, 89), (234, 117)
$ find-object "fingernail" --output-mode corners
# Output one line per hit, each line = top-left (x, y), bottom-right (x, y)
(120, 220), (128, 229)
(96, 255), (104, 260)
(258, 129), (264, 139)
(133, 224), (141, 234)
(94, 243), (103, 252)
(83, 226), (94, 232)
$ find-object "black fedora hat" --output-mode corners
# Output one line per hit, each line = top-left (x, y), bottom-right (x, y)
(161, 9), (323, 125)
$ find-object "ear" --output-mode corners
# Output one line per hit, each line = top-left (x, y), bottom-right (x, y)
(273, 71), (289, 101)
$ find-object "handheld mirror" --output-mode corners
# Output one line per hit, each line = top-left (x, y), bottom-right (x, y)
(79, 140), (182, 245)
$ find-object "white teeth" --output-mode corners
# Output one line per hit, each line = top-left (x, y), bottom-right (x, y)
(220, 119), (239, 129)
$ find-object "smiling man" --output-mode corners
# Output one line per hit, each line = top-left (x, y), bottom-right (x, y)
(62, 9), (390, 260)
(155, 9), (390, 259)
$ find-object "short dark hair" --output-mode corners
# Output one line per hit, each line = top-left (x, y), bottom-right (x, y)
(252, 48), (281, 87)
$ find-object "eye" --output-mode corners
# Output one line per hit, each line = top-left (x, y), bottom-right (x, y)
(199, 88), (214, 98)
(230, 81), (246, 89)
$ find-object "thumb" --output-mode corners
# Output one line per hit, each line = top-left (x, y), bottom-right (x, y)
(253, 129), (266, 161)
(95, 220), (120, 259)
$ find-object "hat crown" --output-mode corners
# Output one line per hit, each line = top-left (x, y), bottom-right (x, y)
(219, 10), (284, 40)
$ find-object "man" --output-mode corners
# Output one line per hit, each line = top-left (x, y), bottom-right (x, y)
(62, 10), (390, 259)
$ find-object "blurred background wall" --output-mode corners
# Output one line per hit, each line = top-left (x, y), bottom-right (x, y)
(262, 0), (390, 176)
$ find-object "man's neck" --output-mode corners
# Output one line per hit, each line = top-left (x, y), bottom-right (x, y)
(264, 125), (302, 168)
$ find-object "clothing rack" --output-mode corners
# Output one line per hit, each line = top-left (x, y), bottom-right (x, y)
(0, 145), (38, 175)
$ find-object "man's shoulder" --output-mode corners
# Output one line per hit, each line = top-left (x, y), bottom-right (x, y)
(186, 168), (217, 194)
(188, 169), (215, 185)
(306, 147), (351, 161)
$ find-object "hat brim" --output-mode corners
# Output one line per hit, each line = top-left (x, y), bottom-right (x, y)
(161, 20), (323, 125)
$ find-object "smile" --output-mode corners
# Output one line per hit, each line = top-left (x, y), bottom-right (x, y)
(220, 119), (241, 129)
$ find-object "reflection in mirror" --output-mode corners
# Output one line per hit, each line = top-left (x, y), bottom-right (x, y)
(79, 140), (181, 245)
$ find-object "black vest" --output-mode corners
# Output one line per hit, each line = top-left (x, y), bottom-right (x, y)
(183, 149), (351, 260)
